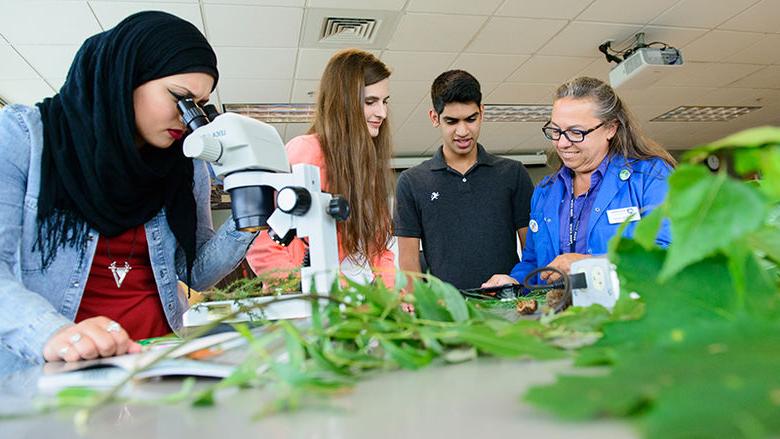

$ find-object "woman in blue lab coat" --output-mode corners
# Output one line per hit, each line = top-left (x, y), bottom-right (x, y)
(483, 76), (675, 287)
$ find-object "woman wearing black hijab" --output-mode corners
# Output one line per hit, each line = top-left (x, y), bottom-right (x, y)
(0, 11), (257, 365)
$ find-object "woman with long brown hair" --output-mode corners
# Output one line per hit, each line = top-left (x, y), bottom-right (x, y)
(247, 49), (395, 286)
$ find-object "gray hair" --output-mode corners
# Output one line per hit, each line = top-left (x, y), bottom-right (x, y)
(554, 77), (676, 167)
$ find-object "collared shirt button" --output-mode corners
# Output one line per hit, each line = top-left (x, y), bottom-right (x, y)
(167, 303), (174, 310)
(595, 207), (601, 213)
(87, 234), (94, 241)
(71, 282), (79, 288)
(462, 177), (467, 182)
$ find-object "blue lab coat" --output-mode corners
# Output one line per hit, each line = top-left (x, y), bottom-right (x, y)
(509, 154), (672, 283)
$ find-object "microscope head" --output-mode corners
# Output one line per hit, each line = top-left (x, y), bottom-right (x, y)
(180, 102), (290, 232)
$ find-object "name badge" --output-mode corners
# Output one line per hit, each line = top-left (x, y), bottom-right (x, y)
(607, 206), (641, 224)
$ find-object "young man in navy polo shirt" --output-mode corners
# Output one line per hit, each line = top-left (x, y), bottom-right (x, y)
(394, 70), (534, 290)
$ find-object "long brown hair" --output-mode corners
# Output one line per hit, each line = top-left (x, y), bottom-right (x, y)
(310, 48), (393, 261)
(554, 76), (676, 167)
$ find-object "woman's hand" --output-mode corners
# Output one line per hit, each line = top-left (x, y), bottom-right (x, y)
(43, 317), (142, 362)
(481, 274), (519, 288)
(541, 253), (591, 283)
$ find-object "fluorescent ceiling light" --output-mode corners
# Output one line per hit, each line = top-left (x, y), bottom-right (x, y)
(651, 106), (761, 122)
(223, 103), (315, 123)
(391, 153), (547, 169)
(225, 103), (553, 124)
(483, 104), (552, 122)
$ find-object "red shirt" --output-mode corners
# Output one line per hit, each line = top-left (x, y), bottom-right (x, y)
(76, 225), (172, 340)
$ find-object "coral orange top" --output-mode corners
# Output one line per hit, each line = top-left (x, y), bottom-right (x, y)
(246, 134), (395, 287)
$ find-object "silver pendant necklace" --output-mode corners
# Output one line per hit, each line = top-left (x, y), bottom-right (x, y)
(105, 227), (139, 288)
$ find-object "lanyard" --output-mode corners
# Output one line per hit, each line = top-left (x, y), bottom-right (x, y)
(568, 187), (589, 254)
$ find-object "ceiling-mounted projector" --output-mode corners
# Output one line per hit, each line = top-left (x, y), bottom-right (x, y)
(600, 33), (683, 89)
(608, 46), (683, 89)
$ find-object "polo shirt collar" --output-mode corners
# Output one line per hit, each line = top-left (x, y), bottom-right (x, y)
(429, 144), (497, 171)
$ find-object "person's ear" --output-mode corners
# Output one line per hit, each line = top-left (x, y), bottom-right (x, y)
(429, 109), (440, 127)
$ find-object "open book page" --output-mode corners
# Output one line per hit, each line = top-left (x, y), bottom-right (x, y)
(37, 331), (246, 393)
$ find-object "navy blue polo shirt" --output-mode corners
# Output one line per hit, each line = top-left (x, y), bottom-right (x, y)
(394, 144), (534, 289)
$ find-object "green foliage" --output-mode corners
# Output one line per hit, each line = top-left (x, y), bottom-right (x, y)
(526, 127), (780, 438)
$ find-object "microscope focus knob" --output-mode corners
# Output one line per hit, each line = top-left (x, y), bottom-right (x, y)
(327, 196), (350, 221)
(276, 186), (311, 215)
(183, 135), (222, 163)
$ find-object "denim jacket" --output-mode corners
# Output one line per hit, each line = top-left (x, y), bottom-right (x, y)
(0, 105), (257, 365)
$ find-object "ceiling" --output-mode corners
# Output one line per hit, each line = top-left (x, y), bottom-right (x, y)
(1, 0), (780, 158)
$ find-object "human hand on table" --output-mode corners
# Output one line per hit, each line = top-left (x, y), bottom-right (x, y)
(43, 316), (142, 362)
(541, 253), (591, 283)
(481, 274), (519, 288)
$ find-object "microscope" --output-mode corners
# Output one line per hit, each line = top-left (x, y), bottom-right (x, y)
(176, 100), (349, 325)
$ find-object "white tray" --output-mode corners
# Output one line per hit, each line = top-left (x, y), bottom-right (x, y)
(183, 293), (313, 327)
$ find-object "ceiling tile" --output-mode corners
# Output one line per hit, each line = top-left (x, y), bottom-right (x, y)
(388, 100), (419, 125)
(202, 0), (304, 5)
(0, 78), (55, 105)
(478, 122), (542, 152)
(466, 17), (568, 54)
(290, 79), (319, 102)
(720, 0), (780, 33)
(389, 80), (429, 103)
(652, 0), (758, 28)
(406, 0), (503, 15)
(485, 83), (557, 104)
(306, 0), (406, 10)
(89, 2), (204, 31)
(681, 30), (765, 62)
(14, 45), (80, 79)
(449, 54), (530, 83)
(294, 48), (380, 80)
(204, 4), (302, 47)
(0, 1), (101, 45)
(388, 13), (486, 52)
(217, 78), (291, 103)
(620, 86), (716, 108)
(495, 0), (592, 19)
(729, 66), (780, 89)
(380, 51), (458, 81)
(215, 47), (297, 79)
(574, 58), (613, 82)
(392, 121), (440, 155)
(639, 25), (708, 49)
(687, 86), (780, 107)
(578, 0), (679, 24)
(654, 62), (763, 87)
(725, 34), (780, 65)
(507, 55), (593, 83)
(538, 21), (641, 57)
(0, 42), (38, 80)
(402, 99), (434, 126)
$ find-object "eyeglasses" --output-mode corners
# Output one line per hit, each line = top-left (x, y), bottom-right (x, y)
(542, 121), (605, 143)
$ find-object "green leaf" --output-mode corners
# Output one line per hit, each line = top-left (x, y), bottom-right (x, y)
(378, 338), (434, 370)
(660, 165), (767, 280)
(428, 277), (470, 322)
(413, 280), (453, 322)
(456, 323), (564, 359)
(683, 126), (780, 162)
(632, 208), (664, 250)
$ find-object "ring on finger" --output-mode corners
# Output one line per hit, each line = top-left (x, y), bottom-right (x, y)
(69, 333), (82, 344)
(105, 321), (121, 333)
(58, 346), (70, 358)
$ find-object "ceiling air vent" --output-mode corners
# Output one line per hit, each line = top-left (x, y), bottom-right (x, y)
(320, 17), (379, 44)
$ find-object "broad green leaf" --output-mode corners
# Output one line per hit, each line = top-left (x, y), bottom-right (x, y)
(632, 208), (663, 250)
(456, 323), (564, 359)
(428, 277), (469, 322)
(378, 338), (433, 370)
(660, 165), (767, 280)
(683, 126), (780, 162)
(413, 280), (453, 322)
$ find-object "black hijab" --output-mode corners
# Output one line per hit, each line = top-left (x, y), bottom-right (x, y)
(35, 11), (218, 275)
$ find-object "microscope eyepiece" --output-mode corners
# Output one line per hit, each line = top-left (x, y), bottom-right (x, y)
(177, 98), (210, 131)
